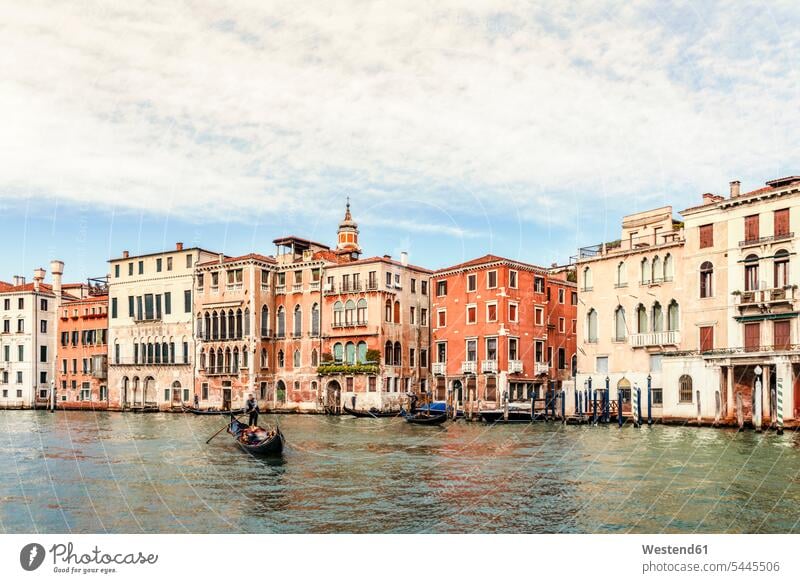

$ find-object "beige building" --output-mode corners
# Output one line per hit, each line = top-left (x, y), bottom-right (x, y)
(576, 176), (800, 426)
(108, 243), (218, 410)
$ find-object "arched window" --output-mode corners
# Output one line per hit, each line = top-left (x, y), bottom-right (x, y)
(345, 342), (355, 364)
(293, 305), (302, 337)
(700, 261), (713, 298)
(204, 312), (211, 340)
(277, 349), (285, 368)
(641, 258), (651, 284)
(679, 374), (693, 402)
(196, 312), (204, 339)
(651, 302), (663, 332)
(586, 309), (598, 342)
(260, 305), (269, 336)
(260, 348), (268, 368)
(344, 300), (355, 325)
(220, 310), (228, 339)
(209, 348), (216, 372)
(744, 254), (759, 291)
(614, 306), (626, 341)
(235, 309), (243, 338)
(333, 343), (343, 362)
(243, 308), (250, 336)
(333, 301), (344, 327)
(664, 253), (674, 280)
(216, 348), (223, 373)
(199, 350), (206, 370)
(636, 304), (647, 333)
(293, 349), (301, 368)
(357, 341), (367, 363)
(154, 342), (161, 364)
(385, 300), (392, 322)
(583, 266), (593, 291)
(224, 347), (231, 373)
(571, 354), (577, 378)
(616, 262), (626, 286)
(242, 347), (248, 369)
(311, 303), (320, 335)
(232, 348), (239, 373)
(212, 310), (219, 339)
(774, 249), (790, 288)
(228, 310), (235, 339)
(356, 299), (367, 324)
(394, 341), (402, 366)
(384, 341), (393, 365)
(652, 256), (662, 282)
(667, 300), (679, 332)
(311, 349), (318, 367)
(393, 301), (401, 324)
(277, 306), (286, 337)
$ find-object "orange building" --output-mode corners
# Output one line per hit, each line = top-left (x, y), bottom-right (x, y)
(430, 255), (577, 410)
(56, 282), (109, 409)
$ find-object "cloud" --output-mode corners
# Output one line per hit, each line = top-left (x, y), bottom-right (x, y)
(1, 0), (798, 229)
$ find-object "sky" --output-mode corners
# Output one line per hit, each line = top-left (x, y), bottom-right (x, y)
(1, 0), (799, 283)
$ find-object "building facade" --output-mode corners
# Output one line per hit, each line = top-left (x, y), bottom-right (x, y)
(108, 243), (218, 411)
(0, 261), (74, 409)
(431, 255), (577, 412)
(56, 285), (109, 409)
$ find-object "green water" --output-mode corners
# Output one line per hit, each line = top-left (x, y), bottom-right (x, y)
(1, 411), (800, 533)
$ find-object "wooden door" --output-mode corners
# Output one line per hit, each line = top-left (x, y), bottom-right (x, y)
(222, 389), (231, 410)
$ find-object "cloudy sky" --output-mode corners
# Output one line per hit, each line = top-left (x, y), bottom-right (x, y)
(1, 0), (798, 281)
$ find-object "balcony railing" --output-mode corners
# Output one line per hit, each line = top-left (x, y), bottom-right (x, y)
(461, 360), (477, 374)
(331, 319), (368, 329)
(630, 330), (681, 347)
(260, 283), (270, 292)
(534, 362), (549, 375)
(275, 285), (286, 295)
(292, 284), (303, 293)
(226, 283), (243, 291)
(310, 281), (320, 291)
(260, 328), (273, 339)
(481, 359), (498, 374)
(432, 362), (446, 375)
(508, 360), (523, 374)
(739, 232), (794, 247)
(736, 287), (796, 306)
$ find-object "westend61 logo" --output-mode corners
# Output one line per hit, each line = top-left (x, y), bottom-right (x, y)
(19, 542), (158, 575)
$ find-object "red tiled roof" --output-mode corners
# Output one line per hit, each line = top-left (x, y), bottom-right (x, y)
(434, 254), (548, 274)
(0, 281), (79, 300)
(329, 255), (433, 273)
(62, 294), (108, 306)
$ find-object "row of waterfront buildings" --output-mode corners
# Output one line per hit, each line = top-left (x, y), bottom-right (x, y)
(1, 175), (798, 427)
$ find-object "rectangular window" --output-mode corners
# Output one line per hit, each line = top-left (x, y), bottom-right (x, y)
(16, 371), (22, 384)
(164, 292), (171, 315)
(436, 280), (447, 296)
(486, 337), (497, 360)
(144, 294), (154, 320)
(128, 262), (133, 276)
(508, 302), (518, 322)
(167, 257), (173, 271)
(744, 214), (759, 242)
(467, 273), (477, 292)
(699, 224), (714, 249)
(17, 319), (24, 333)
(386, 272), (392, 287)
(466, 339), (477, 362)
(411, 278), (416, 293)
(571, 291), (578, 305)
(111, 297), (118, 319)
(650, 354), (662, 372)
(436, 342), (447, 363)
(186, 254), (193, 268)
(700, 326), (714, 352)
(138, 260), (144, 274)
(547, 347), (552, 365)
(558, 347), (566, 369)
(421, 280), (428, 295)
(40, 320), (47, 333)
(420, 309), (428, 327)
(466, 305), (477, 324)
(509, 338), (518, 361)
(534, 306), (544, 326)
(114, 264), (120, 278)
(558, 317), (565, 333)
(410, 306), (416, 325)
(156, 258), (162, 272)
(596, 356), (608, 373)
(486, 302), (497, 322)
(535, 340), (544, 363)
(183, 342), (189, 363)
(184, 290), (191, 313)
(774, 320), (791, 350)
(744, 322), (760, 352)
(508, 270), (518, 288)
(534, 277), (545, 294)
(437, 309), (446, 328)
(558, 288), (565, 304)
(18, 345), (24, 361)
(487, 270), (498, 289)
(40, 345), (47, 362)
(774, 208), (790, 237)
(40, 299), (48, 311)
(420, 349), (428, 368)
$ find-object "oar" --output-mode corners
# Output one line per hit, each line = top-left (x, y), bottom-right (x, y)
(206, 415), (239, 444)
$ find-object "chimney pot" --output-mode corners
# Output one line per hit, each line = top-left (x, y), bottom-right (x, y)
(730, 180), (741, 197)
(122, 250), (129, 259)
(400, 252), (409, 266)
(218, 253), (225, 264)
(176, 242), (184, 251)
(383, 254), (391, 260)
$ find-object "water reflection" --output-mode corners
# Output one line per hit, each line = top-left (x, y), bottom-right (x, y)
(1, 410), (800, 533)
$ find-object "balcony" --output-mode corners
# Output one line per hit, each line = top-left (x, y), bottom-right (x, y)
(331, 320), (368, 329)
(739, 232), (794, 248)
(461, 360), (477, 374)
(481, 359), (498, 374)
(226, 283), (243, 292)
(508, 360), (523, 374)
(310, 281), (320, 291)
(292, 284), (303, 293)
(260, 328), (273, 339)
(275, 285), (286, 295)
(736, 287), (796, 307)
(260, 283), (270, 293)
(432, 362), (447, 375)
(534, 362), (549, 376)
(630, 330), (681, 347)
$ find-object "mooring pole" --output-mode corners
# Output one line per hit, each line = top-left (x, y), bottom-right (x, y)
(531, 394), (535, 422)
(637, 387), (643, 428)
(618, 390), (623, 427)
(603, 376), (610, 423)
(561, 389), (566, 423)
(754, 365), (763, 433)
(647, 374), (653, 426)
(777, 377), (784, 435)
(592, 390), (598, 425)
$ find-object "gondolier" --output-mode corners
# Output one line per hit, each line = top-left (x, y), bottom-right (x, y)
(245, 393), (259, 427)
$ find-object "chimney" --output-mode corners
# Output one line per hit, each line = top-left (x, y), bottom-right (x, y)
(383, 254), (391, 260)
(702, 193), (723, 205)
(730, 180), (741, 197)
(12, 275), (25, 287)
(176, 242), (184, 251)
(122, 250), (130, 259)
(400, 252), (408, 266)
(218, 253), (225, 264)
(50, 260), (64, 301)
(33, 267), (46, 292)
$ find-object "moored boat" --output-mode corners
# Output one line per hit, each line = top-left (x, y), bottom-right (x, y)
(343, 405), (401, 418)
(402, 411), (448, 425)
(227, 415), (284, 454)
(183, 406), (246, 416)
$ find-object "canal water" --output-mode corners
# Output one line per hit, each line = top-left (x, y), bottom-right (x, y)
(2, 411), (800, 533)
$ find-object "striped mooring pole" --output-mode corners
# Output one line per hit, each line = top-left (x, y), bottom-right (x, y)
(632, 387), (640, 428)
(777, 378), (784, 435)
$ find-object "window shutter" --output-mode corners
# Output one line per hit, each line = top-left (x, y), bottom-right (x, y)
(774, 320), (790, 349)
(700, 326), (714, 352)
(774, 209), (790, 237)
(699, 224), (713, 248)
(745, 215), (759, 242)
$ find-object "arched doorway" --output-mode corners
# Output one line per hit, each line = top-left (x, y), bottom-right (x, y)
(143, 376), (155, 406)
(617, 378), (632, 413)
(276, 380), (287, 403)
(325, 380), (340, 412)
(171, 381), (182, 404)
(121, 376), (129, 408)
(452, 379), (463, 405)
(132, 376), (140, 407)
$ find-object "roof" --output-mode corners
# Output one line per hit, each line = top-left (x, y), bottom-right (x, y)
(681, 176), (800, 215)
(272, 235), (331, 250)
(434, 254), (549, 275)
(108, 246), (218, 262)
(0, 281), (79, 300)
(328, 255), (433, 274)
(196, 253), (276, 268)
(61, 294), (108, 306)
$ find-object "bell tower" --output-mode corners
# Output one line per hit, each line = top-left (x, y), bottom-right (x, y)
(336, 197), (361, 254)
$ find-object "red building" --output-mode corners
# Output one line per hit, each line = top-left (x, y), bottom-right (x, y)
(56, 285), (109, 409)
(430, 255), (577, 410)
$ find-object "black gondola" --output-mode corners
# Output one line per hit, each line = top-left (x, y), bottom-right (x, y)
(183, 406), (245, 416)
(343, 405), (401, 418)
(403, 411), (448, 425)
(227, 415), (284, 454)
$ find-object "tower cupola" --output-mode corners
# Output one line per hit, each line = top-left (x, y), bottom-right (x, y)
(336, 197), (361, 254)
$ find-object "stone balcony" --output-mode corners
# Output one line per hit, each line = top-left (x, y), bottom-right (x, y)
(432, 362), (446, 375)
(481, 359), (498, 374)
(736, 287), (796, 307)
(508, 360), (523, 373)
(534, 362), (549, 375)
(630, 330), (681, 347)
(461, 360), (477, 374)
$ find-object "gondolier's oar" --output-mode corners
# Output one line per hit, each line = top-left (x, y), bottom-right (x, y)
(206, 413), (248, 444)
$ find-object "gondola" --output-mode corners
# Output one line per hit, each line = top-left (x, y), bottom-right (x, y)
(183, 405), (245, 416)
(227, 415), (284, 454)
(402, 411), (448, 425)
(479, 409), (535, 423)
(343, 405), (401, 418)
